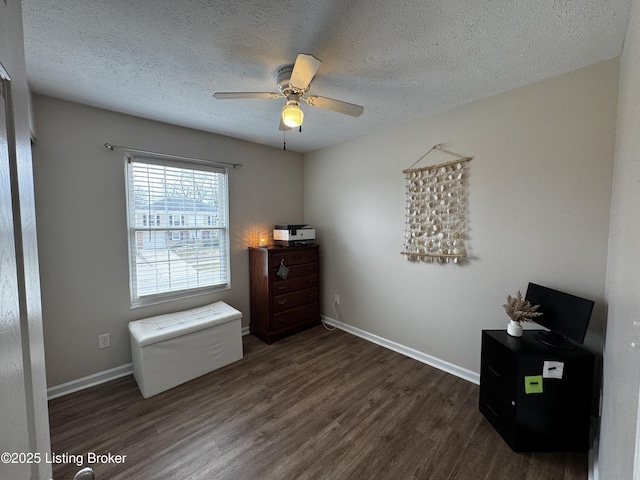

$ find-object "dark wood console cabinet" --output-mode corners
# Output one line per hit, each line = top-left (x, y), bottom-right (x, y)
(248, 245), (320, 344)
(479, 330), (595, 452)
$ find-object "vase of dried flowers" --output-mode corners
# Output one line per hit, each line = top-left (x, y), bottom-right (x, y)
(507, 319), (523, 337)
(503, 290), (543, 337)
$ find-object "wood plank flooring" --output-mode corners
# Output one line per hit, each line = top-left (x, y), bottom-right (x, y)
(48, 326), (588, 480)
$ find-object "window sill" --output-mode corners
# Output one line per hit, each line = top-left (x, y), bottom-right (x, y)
(130, 284), (231, 309)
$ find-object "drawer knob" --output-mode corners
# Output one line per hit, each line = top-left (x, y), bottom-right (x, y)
(278, 299), (286, 305)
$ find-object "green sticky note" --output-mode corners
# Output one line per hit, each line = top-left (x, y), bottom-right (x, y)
(524, 375), (544, 394)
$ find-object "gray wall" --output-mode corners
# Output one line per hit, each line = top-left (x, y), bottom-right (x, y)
(32, 95), (304, 387)
(599, 0), (640, 477)
(305, 59), (618, 376)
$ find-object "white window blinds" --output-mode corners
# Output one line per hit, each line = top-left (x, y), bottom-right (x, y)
(125, 155), (230, 306)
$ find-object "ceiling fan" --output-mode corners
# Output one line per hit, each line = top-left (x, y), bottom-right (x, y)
(213, 53), (364, 131)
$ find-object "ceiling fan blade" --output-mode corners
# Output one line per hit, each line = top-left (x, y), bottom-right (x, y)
(289, 53), (322, 92)
(213, 92), (281, 99)
(304, 96), (364, 117)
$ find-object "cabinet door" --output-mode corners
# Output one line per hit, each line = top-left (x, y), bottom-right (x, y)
(514, 353), (593, 451)
(513, 354), (560, 450)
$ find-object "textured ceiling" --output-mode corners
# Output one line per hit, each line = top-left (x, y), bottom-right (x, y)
(21, 0), (631, 153)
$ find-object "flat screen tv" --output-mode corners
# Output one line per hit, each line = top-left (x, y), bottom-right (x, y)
(525, 282), (594, 349)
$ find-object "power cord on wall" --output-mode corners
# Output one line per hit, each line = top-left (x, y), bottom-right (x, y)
(321, 299), (339, 331)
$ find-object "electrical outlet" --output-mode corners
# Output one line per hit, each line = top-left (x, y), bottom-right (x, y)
(98, 333), (111, 349)
(334, 294), (340, 305)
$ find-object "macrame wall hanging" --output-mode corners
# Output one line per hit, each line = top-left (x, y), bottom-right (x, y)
(401, 144), (472, 264)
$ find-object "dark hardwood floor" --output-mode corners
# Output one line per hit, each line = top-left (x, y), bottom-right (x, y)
(48, 326), (588, 480)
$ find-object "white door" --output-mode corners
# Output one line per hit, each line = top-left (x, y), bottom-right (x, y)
(0, 66), (52, 480)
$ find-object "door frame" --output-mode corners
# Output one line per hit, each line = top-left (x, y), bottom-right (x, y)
(0, 59), (52, 480)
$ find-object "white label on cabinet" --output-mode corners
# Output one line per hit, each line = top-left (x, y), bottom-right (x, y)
(543, 361), (565, 379)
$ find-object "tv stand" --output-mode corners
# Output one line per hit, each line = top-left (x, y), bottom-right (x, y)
(534, 330), (578, 351)
(479, 330), (595, 452)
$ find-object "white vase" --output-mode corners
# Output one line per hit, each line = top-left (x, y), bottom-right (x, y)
(507, 320), (523, 337)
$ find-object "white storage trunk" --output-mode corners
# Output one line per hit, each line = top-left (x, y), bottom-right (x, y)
(128, 301), (243, 398)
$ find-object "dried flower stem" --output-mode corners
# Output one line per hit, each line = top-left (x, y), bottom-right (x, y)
(503, 290), (543, 323)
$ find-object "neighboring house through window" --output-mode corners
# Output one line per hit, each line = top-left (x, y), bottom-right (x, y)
(125, 155), (230, 307)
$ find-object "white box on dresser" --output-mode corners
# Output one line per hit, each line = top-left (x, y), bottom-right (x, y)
(128, 301), (243, 398)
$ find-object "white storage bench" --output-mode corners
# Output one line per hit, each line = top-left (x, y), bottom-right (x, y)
(128, 301), (243, 398)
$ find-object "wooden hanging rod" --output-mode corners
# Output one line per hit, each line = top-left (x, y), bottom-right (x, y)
(403, 144), (472, 173)
(400, 251), (467, 258)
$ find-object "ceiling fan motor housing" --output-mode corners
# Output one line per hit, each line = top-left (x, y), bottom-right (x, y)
(277, 65), (298, 94)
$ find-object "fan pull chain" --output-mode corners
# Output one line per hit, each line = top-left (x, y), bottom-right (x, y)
(281, 122), (303, 150)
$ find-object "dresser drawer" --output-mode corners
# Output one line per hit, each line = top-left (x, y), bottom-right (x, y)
(481, 362), (514, 391)
(273, 287), (318, 313)
(272, 262), (318, 280)
(273, 275), (318, 294)
(274, 303), (319, 328)
(480, 395), (516, 444)
(270, 249), (317, 267)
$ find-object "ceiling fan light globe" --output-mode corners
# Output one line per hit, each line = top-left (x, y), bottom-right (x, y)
(282, 103), (304, 128)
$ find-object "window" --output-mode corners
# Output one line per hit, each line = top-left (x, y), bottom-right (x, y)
(125, 155), (230, 307)
(142, 214), (161, 227)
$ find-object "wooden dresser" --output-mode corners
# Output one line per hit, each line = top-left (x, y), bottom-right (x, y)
(248, 245), (320, 344)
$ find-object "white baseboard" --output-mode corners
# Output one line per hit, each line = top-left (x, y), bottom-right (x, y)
(48, 325), (253, 400)
(47, 363), (134, 400)
(321, 315), (480, 385)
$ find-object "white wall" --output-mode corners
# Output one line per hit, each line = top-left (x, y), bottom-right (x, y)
(599, 0), (640, 477)
(305, 59), (618, 375)
(32, 95), (304, 387)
